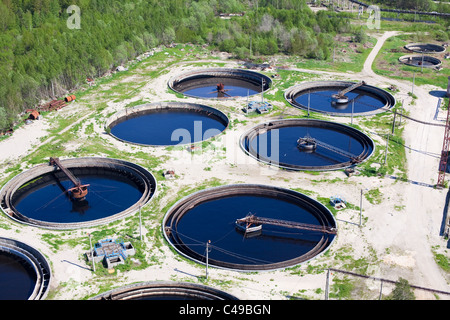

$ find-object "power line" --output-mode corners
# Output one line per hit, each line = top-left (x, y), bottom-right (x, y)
(328, 268), (450, 296)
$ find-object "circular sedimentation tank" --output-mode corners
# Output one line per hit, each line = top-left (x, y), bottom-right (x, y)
(91, 281), (239, 300)
(105, 102), (229, 146)
(168, 68), (272, 99)
(163, 184), (337, 272)
(284, 81), (395, 116)
(404, 43), (446, 54)
(240, 119), (374, 171)
(0, 157), (157, 229)
(0, 237), (51, 300)
(399, 55), (442, 68)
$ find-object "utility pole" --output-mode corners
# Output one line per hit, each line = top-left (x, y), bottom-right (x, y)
(308, 90), (311, 117)
(421, 52), (424, 73)
(139, 205), (142, 241)
(392, 110), (397, 134)
(325, 269), (330, 300)
(384, 133), (390, 165)
(261, 79), (265, 103)
(378, 280), (383, 300)
(359, 189), (363, 227)
(206, 240), (211, 280)
(399, 100), (403, 125)
(247, 89), (249, 113)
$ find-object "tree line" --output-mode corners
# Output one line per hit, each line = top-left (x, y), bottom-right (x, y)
(371, 0), (450, 12)
(0, 0), (443, 131)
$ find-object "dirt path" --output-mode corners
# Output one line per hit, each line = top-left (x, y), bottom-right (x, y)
(361, 31), (401, 78)
(361, 31), (449, 293)
(290, 29), (449, 293)
(0, 32), (449, 300)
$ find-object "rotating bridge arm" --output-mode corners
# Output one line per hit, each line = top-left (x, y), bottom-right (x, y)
(336, 81), (366, 98)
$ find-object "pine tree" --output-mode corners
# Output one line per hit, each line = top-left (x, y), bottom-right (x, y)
(389, 278), (416, 300)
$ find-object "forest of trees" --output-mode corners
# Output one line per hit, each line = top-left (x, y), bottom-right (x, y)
(0, 0), (448, 131)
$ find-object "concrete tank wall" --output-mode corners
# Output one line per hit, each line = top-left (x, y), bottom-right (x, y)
(284, 81), (395, 117)
(91, 281), (239, 300)
(398, 55), (442, 68)
(104, 101), (229, 147)
(0, 237), (51, 300)
(168, 68), (272, 99)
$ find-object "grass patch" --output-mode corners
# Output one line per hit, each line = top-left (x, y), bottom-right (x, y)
(365, 188), (383, 205)
(372, 33), (449, 90)
(357, 106), (407, 179)
(329, 277), (355, 300)
(295, 35), (377, 73)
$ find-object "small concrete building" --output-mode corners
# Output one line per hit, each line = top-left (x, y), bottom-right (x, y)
(86, 238), (135, 269)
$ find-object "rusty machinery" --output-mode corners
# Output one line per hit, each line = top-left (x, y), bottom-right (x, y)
(49, 157), (89, 201)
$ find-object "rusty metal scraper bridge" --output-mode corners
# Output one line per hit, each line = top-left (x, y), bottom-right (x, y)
(236, 214), (337, 235)
(297, 136), (368, 164)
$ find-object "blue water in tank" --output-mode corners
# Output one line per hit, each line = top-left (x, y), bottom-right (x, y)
(0, 252), (36, 300)
(294, 89), (385, 114)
